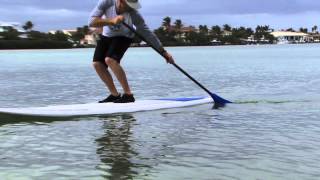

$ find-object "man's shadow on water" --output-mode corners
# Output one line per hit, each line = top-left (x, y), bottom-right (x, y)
(95, 114), (149, 180)
(0, 113), (150, 179)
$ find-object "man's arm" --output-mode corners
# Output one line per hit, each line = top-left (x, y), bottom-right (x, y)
(90, 16), (124, 27)
(130, 11), (165, 52)
(88, 0), (122, 27)
(130, 10), (174, 64)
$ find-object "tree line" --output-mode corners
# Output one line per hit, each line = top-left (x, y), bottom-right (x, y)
(154, 17), (319, 46)
(0, 21), (91, 49)
(154, 17), (276, 46)
(1, 19), (319, 49)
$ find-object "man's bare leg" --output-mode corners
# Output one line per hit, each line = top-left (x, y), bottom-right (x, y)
(105, 57), (132, 95)
(92, 61), (119, 96)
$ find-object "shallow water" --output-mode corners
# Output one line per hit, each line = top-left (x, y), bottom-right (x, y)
(0, 44), (320, 179)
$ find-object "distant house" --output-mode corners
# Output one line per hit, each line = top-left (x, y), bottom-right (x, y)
(49, 29), (98, 45)
(139, 41), (147, 46)
(259, 35), (270, 44)
(222, 30), (232, 37)
(0, 22), (26, 39)
(62, 29), (77, 36)
(210, 39), (222, 45)
(81, 28), (100, 45)
(271, 31), (310, 44)
(309, 33), (320, 43)
(0, 25), (7, 33)
(162, 25), (197, 41)
(49, 29), (75, 44)
(180, 26), (197, 33)
(49, 29), (77, 36)
(179, 26), (197, 41)
(80, 33), (98, 45)
(240, 35), (257, 45)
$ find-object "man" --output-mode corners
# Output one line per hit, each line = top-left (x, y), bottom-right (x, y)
(89, 0), (174, 103)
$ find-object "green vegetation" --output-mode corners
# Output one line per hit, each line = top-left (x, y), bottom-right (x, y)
(0, 26), (20, 40)
(154, 17), (276, 46)
(22, 21), (34, 32)
(0, 21), (91, 49)
(0, 40), (73, 49)
(72, 26), (90, 44)
(0, 18), (318, 49)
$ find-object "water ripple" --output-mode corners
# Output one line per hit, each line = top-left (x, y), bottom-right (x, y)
(1, 46), (320, 179)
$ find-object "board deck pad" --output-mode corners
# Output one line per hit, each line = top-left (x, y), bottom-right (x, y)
(0, 97), (213, 117)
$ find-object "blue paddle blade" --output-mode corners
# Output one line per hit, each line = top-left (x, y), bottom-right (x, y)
(210, 93), (232, 107)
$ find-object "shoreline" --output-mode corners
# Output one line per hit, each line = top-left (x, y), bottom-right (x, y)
(0, 43), (319, 51)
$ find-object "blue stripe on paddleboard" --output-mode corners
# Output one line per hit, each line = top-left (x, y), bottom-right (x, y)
(156, 97), (206, 102)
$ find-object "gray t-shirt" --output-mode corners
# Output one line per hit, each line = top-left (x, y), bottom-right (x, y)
(89, 0), (163, 50)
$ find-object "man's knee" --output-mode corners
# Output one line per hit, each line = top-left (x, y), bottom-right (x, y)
(92, 61), (105, 69)
(105, 57), (118, 67)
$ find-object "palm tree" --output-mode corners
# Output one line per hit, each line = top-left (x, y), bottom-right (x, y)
(223, 24), (231, 31)
(174, 19), (183, 29)
(174, 19), (183, 31)
(162, 17), (171, 30)
(23, 21), (34, 31)
(312, 25), (318, 33)
(210, 25), (221, 35)
(286, 28), (295, 32)
(299, 27), (308, 33)
(2, 26), (20, 40)
(174, 19), (183, 40)
(199, 25), (209, 34)
(72, 26), (88, 43)
(83, 25), (90, 34)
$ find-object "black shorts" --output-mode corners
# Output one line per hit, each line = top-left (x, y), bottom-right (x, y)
(93, 35), (133, 65)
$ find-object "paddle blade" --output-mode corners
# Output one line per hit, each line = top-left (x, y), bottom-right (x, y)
(210, 93), (232, 108)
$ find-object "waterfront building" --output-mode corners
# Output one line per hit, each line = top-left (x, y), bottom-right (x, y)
(210, 39), (222, 45)
(222, 30), (232, 37)
(49, 29), (98, 45)
(240, 35), (257, 45)
(49, 29), (77, 36)
(80, 33), (98, 45)
(308, 33), (320, 43)
(271, 31), (310, 44)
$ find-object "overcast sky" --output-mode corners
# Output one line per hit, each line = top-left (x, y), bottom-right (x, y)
(1, 0), (320, 31)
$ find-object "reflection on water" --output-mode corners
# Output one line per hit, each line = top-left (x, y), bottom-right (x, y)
(95, 114), (144, 179)
(1, 45), (320, 179)
(0, 114), (68, 126)
(0, 102), (320, 179)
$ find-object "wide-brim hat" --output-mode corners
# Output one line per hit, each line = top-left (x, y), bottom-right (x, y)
(125, 0), (141, 9)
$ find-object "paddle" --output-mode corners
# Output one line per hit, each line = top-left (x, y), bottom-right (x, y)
(122, 22), (232, 108)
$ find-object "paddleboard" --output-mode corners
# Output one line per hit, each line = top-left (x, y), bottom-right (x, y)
(0, 97), (213, 117)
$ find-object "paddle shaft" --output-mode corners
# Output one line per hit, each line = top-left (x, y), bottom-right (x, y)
(122, 22), (214, 97)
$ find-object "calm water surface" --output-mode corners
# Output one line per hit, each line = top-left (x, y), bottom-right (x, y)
(0, 44), (320, 179)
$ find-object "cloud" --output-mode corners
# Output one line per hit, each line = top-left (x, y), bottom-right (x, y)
(1, 0), (320, 31)
(140, 0), (320, 16)
(0, 0), (94, 11)
(141, 0), (320, 30)
(0, 5), (88, 30)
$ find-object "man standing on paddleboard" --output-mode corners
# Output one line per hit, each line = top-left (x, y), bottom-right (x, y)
(89, 0), (174, 103)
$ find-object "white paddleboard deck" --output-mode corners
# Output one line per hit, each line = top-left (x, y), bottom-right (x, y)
(0, 97), (213, 117)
